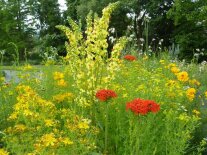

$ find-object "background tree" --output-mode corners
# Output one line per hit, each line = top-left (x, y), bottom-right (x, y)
(167, 0), (207, 60)
(0, 0), (36, 62)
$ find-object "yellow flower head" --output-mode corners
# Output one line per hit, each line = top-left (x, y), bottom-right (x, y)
(45, 119), (55, 127)
(39, 133), (57, 147)
(57, 79), (67, 87)
(177, 71), (189, 82)
(186, 88), (196, 101)
(171, 66), (180, 74)
(53, 72), (64, 80)
(78, 119), (91, 130)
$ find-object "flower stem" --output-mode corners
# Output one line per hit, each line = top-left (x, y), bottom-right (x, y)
(105, 103), (108, 154)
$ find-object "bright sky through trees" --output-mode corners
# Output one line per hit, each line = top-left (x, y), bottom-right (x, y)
(58, 0), (67, 11)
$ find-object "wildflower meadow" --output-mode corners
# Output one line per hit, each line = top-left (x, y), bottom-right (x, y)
(0, 2), (207, 155)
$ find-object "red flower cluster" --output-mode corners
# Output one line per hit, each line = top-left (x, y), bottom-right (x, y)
(96, 89), (117, 101)
(126, 98), (160, 115)
(124, 55), (136, 61)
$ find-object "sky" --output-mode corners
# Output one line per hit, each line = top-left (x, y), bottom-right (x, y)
(58, 0), (67, 11)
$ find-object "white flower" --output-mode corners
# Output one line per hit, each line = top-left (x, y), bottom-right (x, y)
(140, 38), (145, 42)
(109, 28), (115, 33)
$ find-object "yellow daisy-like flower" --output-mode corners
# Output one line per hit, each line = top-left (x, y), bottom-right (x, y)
(53, 72), (64, 80)
(177, 71), (189, 82)
(186, 88), (196, 101)
(0, 149), (9, 155)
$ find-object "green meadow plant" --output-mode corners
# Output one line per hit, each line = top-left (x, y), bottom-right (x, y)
(56, 2), (127, 108)
(8, 42), (19, 66)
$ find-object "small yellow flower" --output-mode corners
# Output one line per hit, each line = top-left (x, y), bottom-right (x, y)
(189, 79), (201, 86)
(23, 64), (33, 70)
(45, 119), (55, 127)
(53, 72), (64, 80)
(171, 66), (180, 74)
(0, 149), (9, 155)
(168, 63), (176, 68)
(159, 60), (165, 64)
(14, 124), (27, 132)
(192, 109), (200, 116)
(177, 71), (189, 82)
(78, 119), (91, 130)
(39, 133), (57, 147)
(57, 79), (67, 87)
(62, 138), (74, 145)
(186, 88), (196, 101)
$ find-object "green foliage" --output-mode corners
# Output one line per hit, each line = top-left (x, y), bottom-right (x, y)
(167, 0), (207, 60)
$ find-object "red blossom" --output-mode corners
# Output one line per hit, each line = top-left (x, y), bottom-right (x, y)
(124, 55), (136, 61)
(96, 89), (117, 101)
(126, 98), (160, 115)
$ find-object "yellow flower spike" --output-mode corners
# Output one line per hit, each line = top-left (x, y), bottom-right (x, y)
(177, 71), (189, 82)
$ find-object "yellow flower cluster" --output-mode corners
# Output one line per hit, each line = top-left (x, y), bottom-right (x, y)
(4, 84), (98, 154)
(53, 92), (73, 103)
